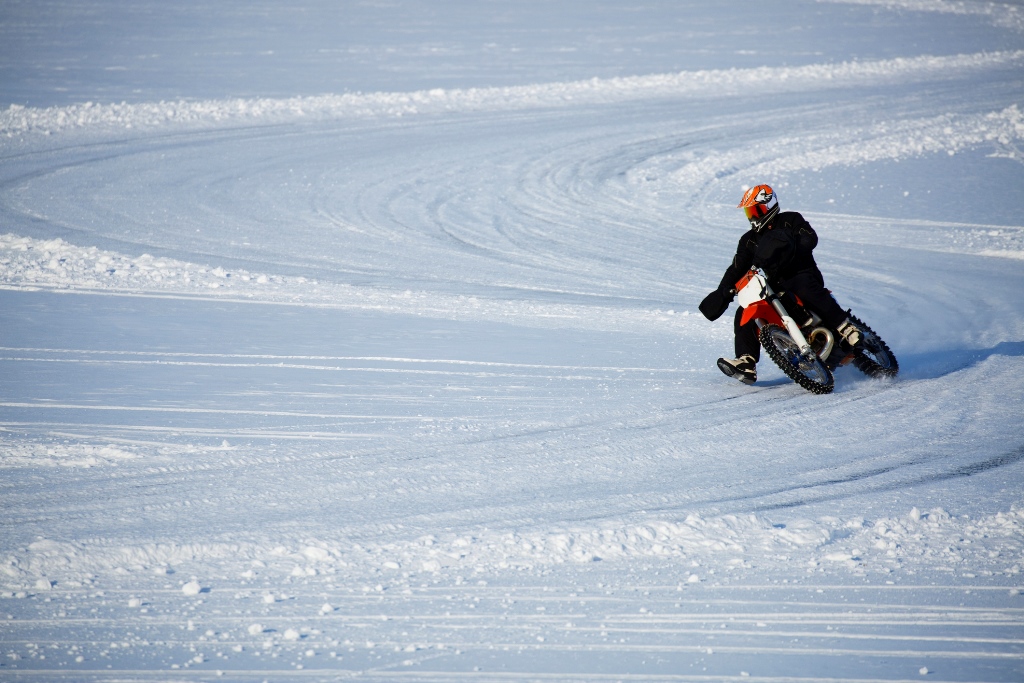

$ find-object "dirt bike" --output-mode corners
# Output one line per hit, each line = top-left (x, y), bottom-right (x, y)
(734, 268), (898, 394)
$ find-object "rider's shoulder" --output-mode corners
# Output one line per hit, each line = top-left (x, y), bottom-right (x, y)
(777, 210), (809, 227)
(738, 228), (759, 250)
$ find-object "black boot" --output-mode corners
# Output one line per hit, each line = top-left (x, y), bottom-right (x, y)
(717, 354), (757, 385)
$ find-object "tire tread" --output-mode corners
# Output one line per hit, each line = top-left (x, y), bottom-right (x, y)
(759, 324), (834, 394)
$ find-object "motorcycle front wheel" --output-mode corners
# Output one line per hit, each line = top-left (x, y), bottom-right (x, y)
(759, 324), (835, 394)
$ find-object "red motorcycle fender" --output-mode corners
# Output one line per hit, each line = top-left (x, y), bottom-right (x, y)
(740, 300), (784, 328)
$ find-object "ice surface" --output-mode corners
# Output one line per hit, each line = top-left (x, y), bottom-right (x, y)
(1, 0), (1023, 680)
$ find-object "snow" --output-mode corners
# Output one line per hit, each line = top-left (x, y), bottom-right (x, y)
(3, 50), (1022, 137)
(2, 0), (1024, 680)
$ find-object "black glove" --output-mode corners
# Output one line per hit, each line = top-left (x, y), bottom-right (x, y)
(699, 288), (733, 321)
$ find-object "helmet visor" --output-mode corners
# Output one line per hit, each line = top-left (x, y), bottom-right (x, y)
(744, 203), (770, 224)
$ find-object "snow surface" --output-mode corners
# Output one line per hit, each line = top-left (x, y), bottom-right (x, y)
(1, 1), (1024, 681)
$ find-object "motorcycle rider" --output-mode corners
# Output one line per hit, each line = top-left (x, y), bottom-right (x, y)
(699, 184), (861, 385)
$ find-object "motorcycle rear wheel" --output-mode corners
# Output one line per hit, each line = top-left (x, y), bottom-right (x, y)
(849, 315), (899, 378)
(759, 324), (835, 394)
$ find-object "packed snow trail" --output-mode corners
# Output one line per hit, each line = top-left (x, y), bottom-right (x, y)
(2, 1), (1024, 681)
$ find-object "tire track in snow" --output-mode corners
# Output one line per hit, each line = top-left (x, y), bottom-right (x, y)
(5, 583), (1023, 680)
(0, 357), (668, 382)
(2, 423), (380, 443)
(0, 402), (440, 421)
(0, 346), (689, 375)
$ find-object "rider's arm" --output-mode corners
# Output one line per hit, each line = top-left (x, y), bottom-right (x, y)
(700, 234), (755, 321)
(717, 233), (756, 292)
(793, 213), (818, 252)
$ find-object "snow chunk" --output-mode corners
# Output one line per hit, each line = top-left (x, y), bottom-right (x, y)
(824, 552), (858, 562)
(302, 546), (331, 562)
(0, 436), (142, 469)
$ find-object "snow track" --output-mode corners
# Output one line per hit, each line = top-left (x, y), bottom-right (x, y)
(3, 50), (1022, 138)
(2, 0), (1024, 680)
(4, 582), (1023, 682)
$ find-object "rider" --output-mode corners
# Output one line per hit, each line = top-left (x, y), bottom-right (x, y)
(699, 184), (861, 385)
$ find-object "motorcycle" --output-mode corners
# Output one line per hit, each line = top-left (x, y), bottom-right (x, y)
(734, 268), (898, 394)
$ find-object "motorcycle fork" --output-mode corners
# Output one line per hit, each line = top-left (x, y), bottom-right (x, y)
(765, 288), (815, 358)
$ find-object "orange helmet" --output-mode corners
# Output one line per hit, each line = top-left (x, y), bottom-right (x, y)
(738, 184), (779, 232)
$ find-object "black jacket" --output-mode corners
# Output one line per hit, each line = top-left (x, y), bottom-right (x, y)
(717, 211), (821, 292)
(699, 211), (822, 321)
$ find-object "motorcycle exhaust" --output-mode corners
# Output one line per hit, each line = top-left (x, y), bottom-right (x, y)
(808, 327), (834, 360)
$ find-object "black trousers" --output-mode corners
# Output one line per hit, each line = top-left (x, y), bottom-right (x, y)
(734, 270), (848, 361)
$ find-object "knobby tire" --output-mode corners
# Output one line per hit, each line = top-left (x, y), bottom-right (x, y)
(848, 315), (899, 379)
(759, 323), (835, 395)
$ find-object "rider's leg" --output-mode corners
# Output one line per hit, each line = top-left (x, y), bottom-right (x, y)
(782, 271), (861, 347)
(734, 306), (760, 361)
(718, 308), (760, 384)
(782, 271), (846, 328)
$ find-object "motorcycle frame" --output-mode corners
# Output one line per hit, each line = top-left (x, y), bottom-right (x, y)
(735, 269), (815, 358)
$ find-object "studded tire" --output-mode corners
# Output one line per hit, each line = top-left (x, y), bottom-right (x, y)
(848, 315), (899, 379)
(759, 323), (835, 395)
